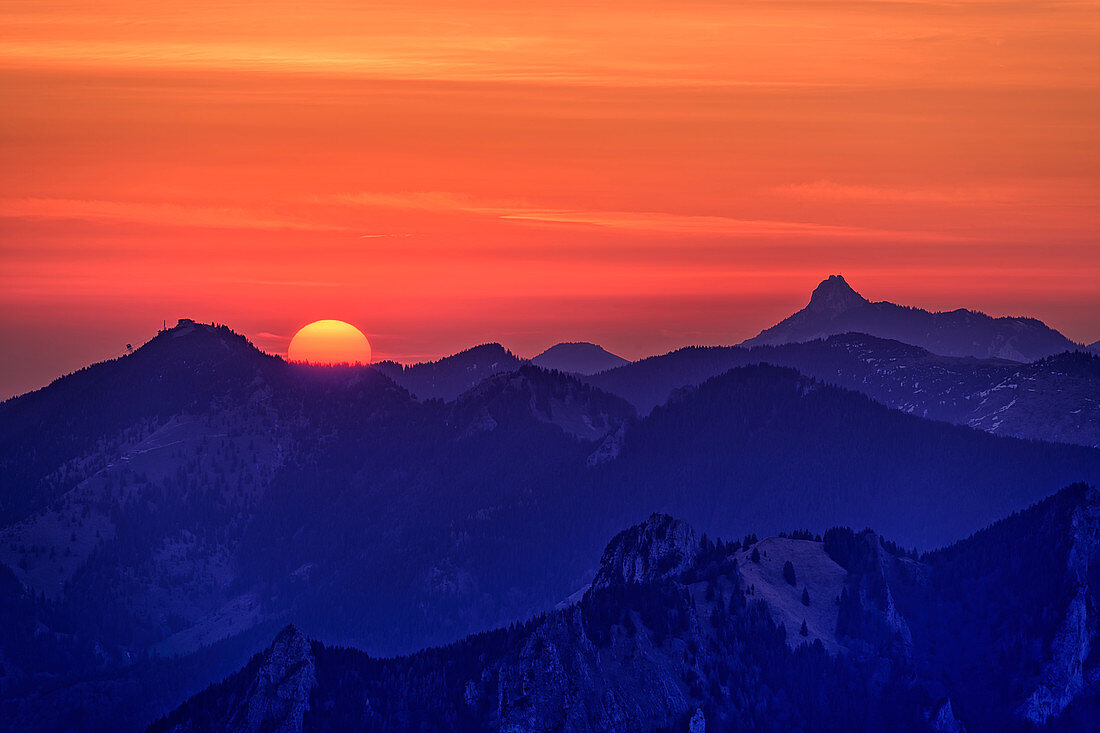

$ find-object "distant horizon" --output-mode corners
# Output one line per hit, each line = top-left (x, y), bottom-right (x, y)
(4, 4), (1098, 730)
(4, 1), (1098, 401)
(4, 273), (1098, 401)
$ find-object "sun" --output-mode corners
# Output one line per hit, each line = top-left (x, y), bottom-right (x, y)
(288, 320), (372, 365)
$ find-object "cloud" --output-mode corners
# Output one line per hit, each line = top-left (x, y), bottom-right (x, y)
(253, 331), (291, 343)
(336, 191), (969, 241)
(775, 180), (1023, 204)
(0, 198), (348, 232)
(496, 208), (964, 240)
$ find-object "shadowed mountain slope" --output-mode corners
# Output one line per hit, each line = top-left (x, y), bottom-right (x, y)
(449, 365), (635, 440)
(584, 333), (1100, 448)
(154, 483), (1100, 733)
(0, 321), (283, 524)
(596, 364), (1100, 549)
(372, 343), (523, 401)
(3, 323), (1099, 730)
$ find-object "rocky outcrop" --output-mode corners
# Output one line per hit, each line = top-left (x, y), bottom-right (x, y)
(930, 699), (964, 733)
(589, 514), (698, 591)
(496, 600), (698, 732)
(1022, 487), (1100, 726)
(805, 274), (869, 316)
(238, 626), (318, 733)
(157, 625), (317, 733)
(586, 424), (625, 466)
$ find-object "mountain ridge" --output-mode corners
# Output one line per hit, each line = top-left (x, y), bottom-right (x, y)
(152, 482), (1100, 732)
(372, 342), (523, 401)
(742, 275), (1079, 361)
(584, 332), (1100, 448)
(3, 319), (1099, 730)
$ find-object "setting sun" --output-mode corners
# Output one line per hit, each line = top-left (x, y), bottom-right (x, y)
(287, 319), (372, 365)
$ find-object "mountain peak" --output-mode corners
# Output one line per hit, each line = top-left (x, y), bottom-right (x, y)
(807, 275), (867, 315)
(590, 513), (698, 591)
(742, 275), (1075, 360)
(370, 342), (523, 401)
(450, 364), (634, 440)
(531, 341), (629, 375)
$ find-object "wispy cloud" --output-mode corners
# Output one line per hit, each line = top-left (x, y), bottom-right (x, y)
(3, 1), (1096, 90)
(336, 191), (969, 241)
(775, 180), (1023, 204)
(253, 331), (291, 343)
(496, 208), (965, 240)
(0, 197), (349, 232)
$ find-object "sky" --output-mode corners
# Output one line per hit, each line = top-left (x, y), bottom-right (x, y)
(1, 0), (1098, 398)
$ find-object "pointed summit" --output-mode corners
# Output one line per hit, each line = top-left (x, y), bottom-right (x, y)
(807, 275), (867, 315)
(740, 274), (1075, 361)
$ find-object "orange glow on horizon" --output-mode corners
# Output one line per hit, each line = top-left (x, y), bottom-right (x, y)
(0, 1), (1097, 397)
(287, 320), (372, 365)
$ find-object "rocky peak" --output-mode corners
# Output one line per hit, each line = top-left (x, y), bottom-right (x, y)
(590, 514), (698, 591)
(806, 275), (868, 316)
(240, 625), (317, 733)
(1022, 485), (1100, 725)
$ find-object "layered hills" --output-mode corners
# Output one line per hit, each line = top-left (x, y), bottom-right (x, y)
(154, 483), (1100, 732)
(1, 307), (1097, 730)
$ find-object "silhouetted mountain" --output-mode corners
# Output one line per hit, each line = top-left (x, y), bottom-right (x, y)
(372, 343), (523, 401)
(2, 322), (1099, 729)
(0, 320), (282, 524)
(154, 483), (1099, 732)
(531, 342), (629, 375)
(449, 365), (634, 440)
(600, 364), (1100, 548)
(741, 275), (1078, 361)
(1088, 340), (1100, 356)
(585, 333), (1100, 448)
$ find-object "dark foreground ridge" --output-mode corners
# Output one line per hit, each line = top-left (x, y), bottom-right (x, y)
(153, 483), (1100, 733)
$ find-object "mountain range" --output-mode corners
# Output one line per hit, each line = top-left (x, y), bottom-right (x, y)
(584, 333), (1100, 448)
(741, 275), (1081, 361)
(0, 277), (1097, 731)
(153, 482), (1100, 732)
(372, 277), (1098, 448)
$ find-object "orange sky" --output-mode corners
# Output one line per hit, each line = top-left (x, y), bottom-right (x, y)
(1, 1), (1098, 397)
